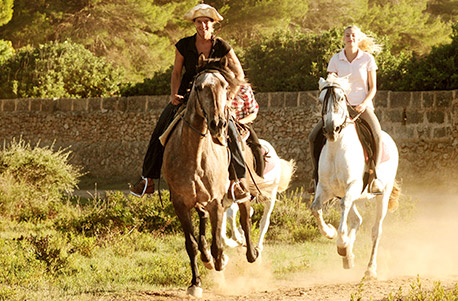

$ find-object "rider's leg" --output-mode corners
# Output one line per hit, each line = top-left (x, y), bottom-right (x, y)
(130, 102), (179, 197)
(360, 108), (383, 194)
(308, 120), (324, 192)
(227, 119), (249, 200)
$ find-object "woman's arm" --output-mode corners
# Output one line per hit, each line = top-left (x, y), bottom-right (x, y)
(355, 69), (377, 112)
(170, 49), (185, 105)
(238, 112), (257, 124)
(226, 49), (245, 81)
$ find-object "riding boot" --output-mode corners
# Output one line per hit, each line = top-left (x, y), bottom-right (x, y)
(129, 176), (155, 197)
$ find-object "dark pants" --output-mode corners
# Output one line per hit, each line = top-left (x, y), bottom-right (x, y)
(142, 102), (180, 179)
(227, 118), (246, 180)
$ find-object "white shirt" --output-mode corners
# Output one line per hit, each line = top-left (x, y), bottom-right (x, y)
(327, 49), (378, 108)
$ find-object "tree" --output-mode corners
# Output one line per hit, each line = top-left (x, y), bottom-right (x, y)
(0, 0), (13, 26)
(0, 0), (196, 82)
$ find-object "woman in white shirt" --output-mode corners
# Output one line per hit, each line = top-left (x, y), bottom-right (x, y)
(309, 25), (384, 194)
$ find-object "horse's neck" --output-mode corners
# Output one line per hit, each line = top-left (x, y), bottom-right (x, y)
(326, 124), (362, 156)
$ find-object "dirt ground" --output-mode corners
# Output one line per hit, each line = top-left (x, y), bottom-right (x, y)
(117, 183), (458, 300)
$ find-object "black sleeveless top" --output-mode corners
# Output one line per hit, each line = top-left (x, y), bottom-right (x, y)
(175, 34), (231, 96)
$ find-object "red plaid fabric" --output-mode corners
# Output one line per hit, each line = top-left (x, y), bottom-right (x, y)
(230, 84), (259, 121)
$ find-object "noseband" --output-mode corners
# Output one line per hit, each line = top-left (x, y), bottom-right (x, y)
(320, 84), (362, 135)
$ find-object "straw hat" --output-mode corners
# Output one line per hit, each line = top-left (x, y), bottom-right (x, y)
(184, 4), (223, 22)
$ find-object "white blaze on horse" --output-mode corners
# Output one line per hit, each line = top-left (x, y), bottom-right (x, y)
(311, 74), (400, 278)
(222, 139), (295, 254)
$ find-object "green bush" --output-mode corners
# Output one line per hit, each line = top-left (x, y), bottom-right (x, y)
(121, 66), (172, 96)
(0, 39), (14, 65)
(54, 190), (181, 237)
(0, 41), (125, 99)
(0, 138), (82, 221)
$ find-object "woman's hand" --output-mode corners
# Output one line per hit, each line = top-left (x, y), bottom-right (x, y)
(171, 94), (184, 106)
(354, 102), (367, 113)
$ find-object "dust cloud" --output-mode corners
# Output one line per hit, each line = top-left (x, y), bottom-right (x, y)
(206, 181), (458, 299)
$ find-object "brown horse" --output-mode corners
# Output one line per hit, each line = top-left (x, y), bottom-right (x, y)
(161, 59), (259, 297)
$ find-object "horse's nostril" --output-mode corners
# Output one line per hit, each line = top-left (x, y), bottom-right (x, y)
(209, 120), (217, 131)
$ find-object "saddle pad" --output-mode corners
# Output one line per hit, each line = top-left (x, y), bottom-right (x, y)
(262, 145), (275, 175)
(159, 107), (186, 146)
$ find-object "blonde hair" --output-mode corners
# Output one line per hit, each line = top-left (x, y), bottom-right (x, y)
(344, 25), (382, 54)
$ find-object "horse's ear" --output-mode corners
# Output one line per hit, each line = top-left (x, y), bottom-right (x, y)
(318, 77), (326, 90)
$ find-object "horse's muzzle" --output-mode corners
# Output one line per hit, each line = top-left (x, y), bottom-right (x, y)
(208, 118), (227, 138)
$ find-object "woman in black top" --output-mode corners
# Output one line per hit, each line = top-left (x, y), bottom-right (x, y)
(130, 4), (249, 200)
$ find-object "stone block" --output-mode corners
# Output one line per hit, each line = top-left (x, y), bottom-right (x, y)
(88, 98), (102, 111)
(385, 109), (404, 123)
(405, 110), (424, 124)
(416, 125), (432, 139)
(16, 99), (29, 111)
(396, 126), (416, 140)
(299, 91), (319, 106)
(285, 92), (298, 107)
(56, 98), (72, 111)
(411, 92), (422, 108)
(433, 126), (451, 138)
(390, 91), (411, 108)
(254, 92), (269, 108)
(436, 91), (453, 107)
(73, 99), (88, 111)
(127, 96), (147, 112)
(270, 92), (284, 107)
(146, 95), (168, 111)
(422, 92), (434, 107)
(2, 99), (15, 111)
(426, 111), (445, 123)
(30, 99), (41, 111)
(375, 91), (388, 108)
(41, 99), (56, 112)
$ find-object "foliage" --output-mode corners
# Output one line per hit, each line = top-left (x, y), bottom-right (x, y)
(0, 138), (82, 221)
(0, 38), (14, 64)
(379, 21), (458, 91)
(0, 41), (124, 99)
(387, 275), (458, 300)
(121, 66), (173, 96)
(0, 0), (13, 26)
(0, 0), (196, 82)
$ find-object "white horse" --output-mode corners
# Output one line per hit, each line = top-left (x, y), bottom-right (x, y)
(222, 139), (295, 254)
(311, 75), (400, 278)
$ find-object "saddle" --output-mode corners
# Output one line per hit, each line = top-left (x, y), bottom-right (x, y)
(235, 123), (266, 178)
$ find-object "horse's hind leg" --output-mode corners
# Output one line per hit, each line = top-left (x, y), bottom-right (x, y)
(196, 208), (214, 270)
(173, 201), (202, 297)
(257, 189), (277, 253)
(208, 200), (228, 271)
(366, 193), (389, 278)
(238, 199), (259, 263)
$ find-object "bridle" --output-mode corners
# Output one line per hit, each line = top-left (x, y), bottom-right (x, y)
(181, 68), (231, 137)
(320, 83), (362, 135)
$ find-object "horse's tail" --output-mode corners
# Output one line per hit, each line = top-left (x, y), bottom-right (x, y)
(388, 179), (401, 212)
(277, 159), (296, 192)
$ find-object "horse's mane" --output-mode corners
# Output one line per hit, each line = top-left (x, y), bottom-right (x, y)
(320, 73), (350, 92)
(196, 56), (244, 90)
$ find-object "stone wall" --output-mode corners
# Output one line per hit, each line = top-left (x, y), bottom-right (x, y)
(1, 89), (457, 186)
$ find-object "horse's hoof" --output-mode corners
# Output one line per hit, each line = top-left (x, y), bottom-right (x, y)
(337, 246), (347, 256)
(202, 260), (214, 270)
(365, 269), (377, 279)
(323, 224), (337, 239)
(220, 254), (229, 271)
(342, 255), (354, 269)
(187, 285), (203, 298)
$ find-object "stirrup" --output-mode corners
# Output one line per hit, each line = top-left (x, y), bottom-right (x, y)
(369, 178), (384, 195)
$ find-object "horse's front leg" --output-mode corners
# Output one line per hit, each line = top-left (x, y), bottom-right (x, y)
(311, 186), (337, 239)
(341, 203), (362, 269)
(237, 199), (259, 263)
(366, 192), (390, 278)
(196, 207), (214, 270)
(209, 199), (228, 271)
(173, 201), (202, 298)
